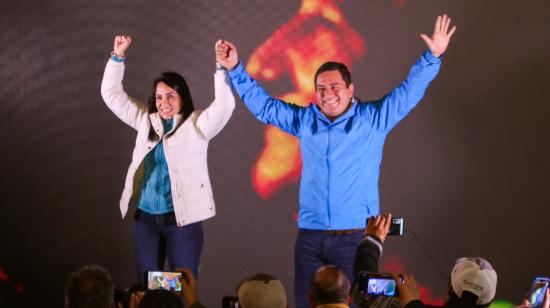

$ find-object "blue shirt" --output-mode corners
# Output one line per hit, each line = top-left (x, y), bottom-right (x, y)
(228, 51), (441, 230)
(137, 119), (175, 214)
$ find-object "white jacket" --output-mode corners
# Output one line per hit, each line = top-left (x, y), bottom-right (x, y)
(101, 59), (235, 227)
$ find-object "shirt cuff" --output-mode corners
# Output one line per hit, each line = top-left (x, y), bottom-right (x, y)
(227, 61), (244, 78)
(423, 50), (442, 63)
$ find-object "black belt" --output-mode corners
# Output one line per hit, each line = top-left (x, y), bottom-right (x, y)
(135, 209), (177, 226)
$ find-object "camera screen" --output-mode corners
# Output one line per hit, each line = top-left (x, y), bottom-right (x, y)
(389, 218), (403, 235)
(147, 271), (182, 292)
(367, 277), (397, 296)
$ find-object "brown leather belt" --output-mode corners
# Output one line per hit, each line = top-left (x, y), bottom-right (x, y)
(323, 229), (363, 235)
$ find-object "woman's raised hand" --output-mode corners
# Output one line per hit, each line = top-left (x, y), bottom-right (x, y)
(113, 35), (132, 58)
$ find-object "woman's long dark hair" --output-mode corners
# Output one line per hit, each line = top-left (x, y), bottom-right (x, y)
(147, 72), (195, 141)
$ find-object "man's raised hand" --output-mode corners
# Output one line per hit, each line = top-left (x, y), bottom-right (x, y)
(420, 14), (456, 58)
(216, 39), (239, 70)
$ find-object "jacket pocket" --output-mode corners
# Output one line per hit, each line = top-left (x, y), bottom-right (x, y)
(182, 182), (214, 215)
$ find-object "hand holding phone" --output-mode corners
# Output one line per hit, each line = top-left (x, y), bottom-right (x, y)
(529, 276), (550, 308)
(365, 215), (404, 243)
(176, 268), (198, 306)
(393, 272), (420, 306)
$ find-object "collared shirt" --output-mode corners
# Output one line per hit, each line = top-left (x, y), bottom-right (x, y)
(228, 51), (441, 230)
(137, 118), (175, 214)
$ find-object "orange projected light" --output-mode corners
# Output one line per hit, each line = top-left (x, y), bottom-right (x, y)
(246, 0), (365, 198)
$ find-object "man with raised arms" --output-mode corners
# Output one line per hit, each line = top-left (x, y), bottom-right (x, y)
(216, 14), (456, 308)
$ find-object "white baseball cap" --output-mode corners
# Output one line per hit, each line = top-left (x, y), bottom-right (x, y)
(451, 257), (497, 305)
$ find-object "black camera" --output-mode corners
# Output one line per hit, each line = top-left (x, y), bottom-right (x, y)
(388, 217), (404, 236)
(366, 217), (404, 236)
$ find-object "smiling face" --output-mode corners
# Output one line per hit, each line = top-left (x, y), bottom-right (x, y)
(315, 70), (354, 121)
(155, 82), (182, 119)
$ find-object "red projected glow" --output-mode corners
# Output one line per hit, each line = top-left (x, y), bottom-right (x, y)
(381, 255), (446, 305)
(246, 0), (365, 198)
(0, 266), (25, 294)
(393, 0), (408, 8)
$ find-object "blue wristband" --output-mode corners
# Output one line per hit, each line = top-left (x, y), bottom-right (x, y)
(110, 51), (125, 63)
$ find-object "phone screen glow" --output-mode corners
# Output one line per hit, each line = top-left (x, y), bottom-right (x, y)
(367, 278), (396, 296)
(147, 271), (182, 292)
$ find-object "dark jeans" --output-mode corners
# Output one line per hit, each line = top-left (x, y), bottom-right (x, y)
(133, 209), (203, 285)
(294, 228), (364, 308)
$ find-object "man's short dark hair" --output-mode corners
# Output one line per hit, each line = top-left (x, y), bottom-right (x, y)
(65, 265), (113, 308)
(314, 62), (352, 88)
(309, 265), (351, 305)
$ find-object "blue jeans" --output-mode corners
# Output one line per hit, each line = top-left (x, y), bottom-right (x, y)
(133, 210), (203, 285)
(294, 229), (364, 308)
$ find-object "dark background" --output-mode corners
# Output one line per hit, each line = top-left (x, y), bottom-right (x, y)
(1, 0), (549, 306)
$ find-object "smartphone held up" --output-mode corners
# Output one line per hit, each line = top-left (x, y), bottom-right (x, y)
(357, 272), (401, 297)
(145, 271), (186, 293)
(529, 276), (550, 308)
